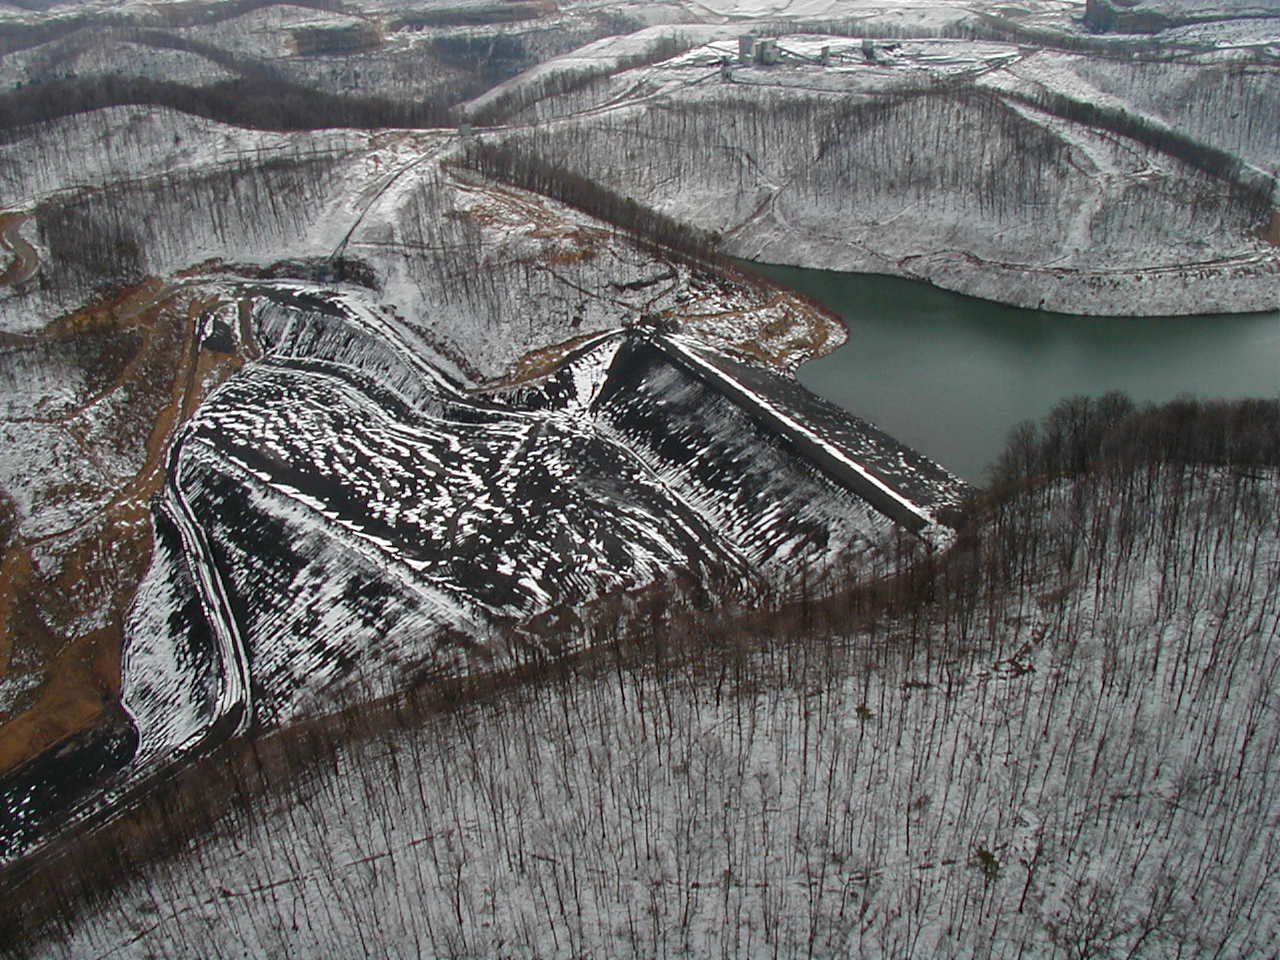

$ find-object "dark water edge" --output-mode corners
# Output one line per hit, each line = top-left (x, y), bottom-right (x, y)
(746, 262), (1280, 484)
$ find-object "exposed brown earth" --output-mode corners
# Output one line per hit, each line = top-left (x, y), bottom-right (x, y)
(677, 288), (843, 370)
(464, 180), (844, 387)
(0, 281), (251, 778)
(0, 213), (39, 290)
(488, 330), (616, 389)
(490, 282), (844, 392)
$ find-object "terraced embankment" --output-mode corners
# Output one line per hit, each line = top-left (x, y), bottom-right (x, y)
(0, 282), (254, 860)
(0, 278), (967, 866)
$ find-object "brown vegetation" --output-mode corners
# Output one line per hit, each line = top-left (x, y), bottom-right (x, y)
(0, 630), (120, 777)
(0, 213), (39, 290)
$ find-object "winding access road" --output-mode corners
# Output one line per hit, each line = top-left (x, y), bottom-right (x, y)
(0, 213), (39, 289)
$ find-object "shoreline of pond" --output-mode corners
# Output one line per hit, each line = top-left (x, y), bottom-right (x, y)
(744, 261), (1280, 483)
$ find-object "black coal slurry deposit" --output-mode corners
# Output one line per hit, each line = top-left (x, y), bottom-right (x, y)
(649, 336), (969, 536)
(0, 279), (966, 864)
(0, 707), (136, 863)
(163, 286), (961, 725)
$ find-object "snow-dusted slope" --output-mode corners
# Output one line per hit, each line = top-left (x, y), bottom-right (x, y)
(118, 280), (963, 770)
(1086, 0), (1280, 32)
(2, 0), (1276, 897)
(41, 460), (1280, 959)
(469, 27), (1280, 314)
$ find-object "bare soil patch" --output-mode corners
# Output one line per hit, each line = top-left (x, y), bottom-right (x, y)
(0, 212), (39, 290)
(0, 282), (250, 777)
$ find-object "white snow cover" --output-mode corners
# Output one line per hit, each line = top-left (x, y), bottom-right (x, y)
(46, 463), (1280, 959)
(476, 24), (1280, 315)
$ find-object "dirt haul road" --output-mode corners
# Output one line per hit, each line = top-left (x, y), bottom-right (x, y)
(0, 213), (38, 289)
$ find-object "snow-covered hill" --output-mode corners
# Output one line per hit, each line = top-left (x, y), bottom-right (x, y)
(21, 442), (1280, 958)
(473, 29), (1280, 314)
(1086, 0), (1280, 33)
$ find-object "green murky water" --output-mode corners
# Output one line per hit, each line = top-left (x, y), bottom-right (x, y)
(748, 263), (1280, 484)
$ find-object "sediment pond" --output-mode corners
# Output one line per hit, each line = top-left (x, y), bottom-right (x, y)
(750, 263), (1280, 483)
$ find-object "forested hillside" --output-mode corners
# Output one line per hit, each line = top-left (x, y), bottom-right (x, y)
(3, 397), (1277, 958)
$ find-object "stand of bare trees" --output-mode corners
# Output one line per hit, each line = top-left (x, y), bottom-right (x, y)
(1, 395), (1277, 957)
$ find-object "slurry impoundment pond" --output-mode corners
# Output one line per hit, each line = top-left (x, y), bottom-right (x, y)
(750, 263), (1280, 483)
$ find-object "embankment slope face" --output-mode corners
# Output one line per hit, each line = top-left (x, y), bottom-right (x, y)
(0, 152), (967, 863)
(114, 277), (962, 823)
